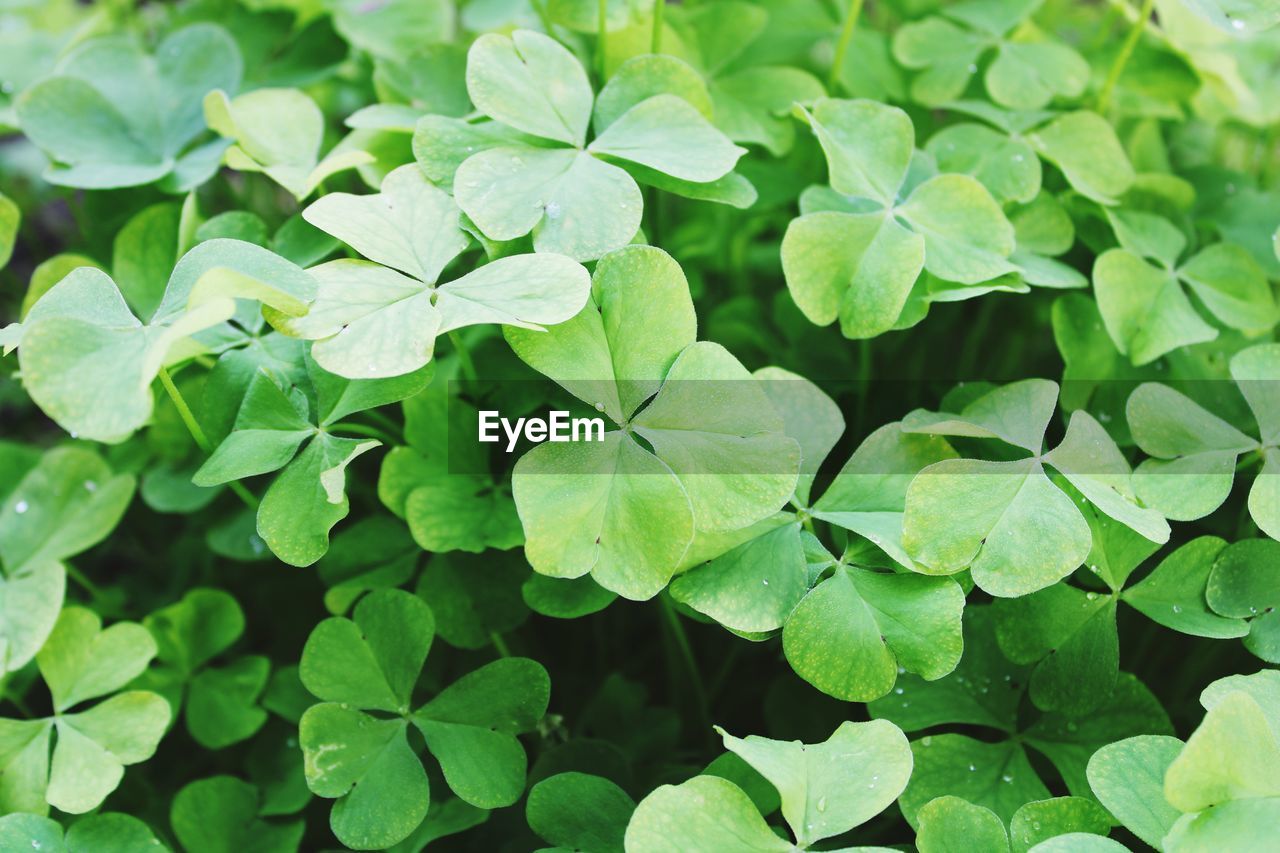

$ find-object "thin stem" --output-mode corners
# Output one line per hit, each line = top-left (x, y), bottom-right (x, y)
(65, 563), (102, 598)
(448, 331), (478, 386)
(658, 593), (713, 741)
(651, 0), (664, 53)
(1097, 0), (1155, 114)
(827, 0), (865, 91)
(598, 0), (608, 79)
(491, 631), (512, 658)
(158, 367), (258, 510)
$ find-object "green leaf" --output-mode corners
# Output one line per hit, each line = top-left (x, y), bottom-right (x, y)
(1086, 735), (1184, 850)
(256, 434), (380, 567)
(915, 796), (1009, 853)
(590, 95), (746, 182)
(204, 88), (372, 200)
(986, 40), (1089, 111)
(47, 691), (171, 813)
(15, 26), (242, 189)
(1163, 689), (1280, 812)
(467, 30), (593, 146)
(300, 589), (435, 714)
(897, 174), (1017, 284)
(782, 566), (964, 701)
(804, 98), (912, 205)
(413, 657), (550, 807)
(994, 583), (1120, 715)
(415, 552), (529, 649)
(300, 706), (429, 850)
(37, 607), (157, 713)
(1009, 797), (1111, 853)
(718, 719), (912, 846)
(1125, 537), (1249, 638)
(1029, 112), (1135, 205)
(171, 775), (304, 853)
(624, 775), (792, 851)
(927, 123), (1041, 204)
(527, 772), (635, 852)
(186, 656), (271, 749)
(899, 736), (1050, 827)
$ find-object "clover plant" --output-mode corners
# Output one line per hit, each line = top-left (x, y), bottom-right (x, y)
(0, 0), (1278, 850)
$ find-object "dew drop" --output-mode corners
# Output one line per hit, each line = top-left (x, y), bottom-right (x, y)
(1013, 154), (1024, 163)
(1033, 821), (1042, 831)
(897, 665), (906, 674)
(1231, 18), (1245, 30)
(1172, 604), (1183, 614)
(894, 687), (904, 695)
(817, 797), (827, 812)
(762, 578), (770, 586)
(968, 63), (977, 73)
(594, 401), (606, 412)
(1086, 591), (1098, 601)
(14, 500), (28, 514)
(545, 201), (563, 219)
(84, 480), (97, 492)
(922, 736), (933, 746)
(968, 764), (976, 772)
(1098, 411), (1112, 423)
(1001, 774), (1013, 783)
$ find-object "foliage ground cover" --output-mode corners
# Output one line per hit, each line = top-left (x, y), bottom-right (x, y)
(1, 0), (1279, 850)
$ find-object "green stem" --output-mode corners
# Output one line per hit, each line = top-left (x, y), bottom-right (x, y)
(1097, 0), (1154, 114)
(158, 367), (258, 510)
(65, 563), (102, 598)
(651, 0), (664, 53)
(491, 631), (512, 658)
(827, 0), (864, 91)
(361, 409), (405, 445)
(598, 0), (608, 79)
(658, 593), (713, 741)
(448, 331), (478, 387)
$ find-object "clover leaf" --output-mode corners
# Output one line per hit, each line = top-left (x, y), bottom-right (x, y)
(377, 364), (523, 554)
(1086, 735), (1185, 850)
(204, 87), (374, 200)
(892, 0), (1088, 110)
(1094, 211), (1278, 365)
(526, 772), (635, 852)
(298, 589), (549, 850)
(15, 25), (242, 190)
(782, 98), (1015, 339)
(625, 720), (911, 850)
(506, 245), (799, 600)
(138, 588), (270, 749)
(416, 29), (747, 260)
(915, 795), (1113, 853)
(0, 812), (165, 852)
(1127, 343), (1280, 531)
(171, 775), (305, 853)
(194, 352), (429, 565)
(901, 379), (1169, 597)
(267, 164), (591, 379)
(5, 239), (317, 442)
(0, 607), (170, 815)
(871, 606), (1173, 825)
(1158, 670), (1280, 849)
(0, 446), (134, 674)
(1206, 538), (1280, 661)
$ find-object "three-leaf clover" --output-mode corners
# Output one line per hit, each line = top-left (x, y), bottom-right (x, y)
(193, 352), (430, 565)
(203, 87), (375, 200)
(267, 164), (591, 379)
(1127, 343), (1280, 534)
(892, 0), (1089, 110)
(506, 245), (800, 600)
(171, 775), (305, 853)
(901, 379), (1169, 597)
(1094, 210), (1278, 365)
(5, 239), (317, 442)
(298, 589), (549, 850)
(16, 25), (242, 190)
(1205, 538), (1280, 662)
(870, 606), (1173, 826)
(0, 812), (165, 851)
(0, 607), (170, 815)
(139, 588), (271, 749)
(0, 446), (134, 674)
(624, 720), (912, 850)
(782, 98), (1015, 339)
(414, 29), (747, 260)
